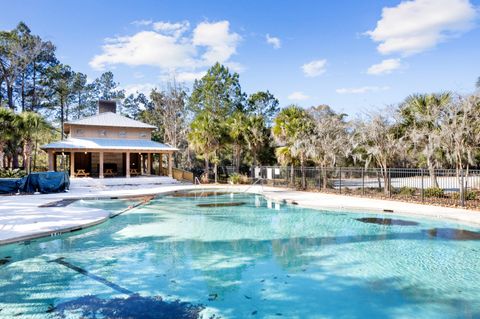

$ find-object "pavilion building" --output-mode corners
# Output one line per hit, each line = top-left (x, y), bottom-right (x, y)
(41, 100), (177, 178)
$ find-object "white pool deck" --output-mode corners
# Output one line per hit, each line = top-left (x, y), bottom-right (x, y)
(1, 178), (480, 245)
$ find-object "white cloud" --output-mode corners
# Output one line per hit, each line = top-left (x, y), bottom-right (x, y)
(367, 58), (402, 75)
(288, 91), (310, 101)
(131, 19), (152, 26)
(301, 59), (327, 77)
(122, 83), (157, 96)
(175, 71), (206, 82)
(336, 86), (390, 94)
(192, 21), (242, 66)
(160, 71), (207, 83)
(366, 0), (478, 56)
(266, 34), (281, 49)
(153, 21), (190, 38)
(90, 20), (242, 73)
(89, 31), (196, 70)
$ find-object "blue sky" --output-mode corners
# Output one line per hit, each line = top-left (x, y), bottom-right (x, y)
(1, 0), (479, 115)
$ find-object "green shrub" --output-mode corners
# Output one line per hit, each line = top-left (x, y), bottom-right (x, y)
(0, 168), (27, 178)
(452, 191), (477, 201)
(228, 173), (250, 185)
(229, 173), (241, 184)
(424, 187), (444, 198)
(394, 186), (416, 196)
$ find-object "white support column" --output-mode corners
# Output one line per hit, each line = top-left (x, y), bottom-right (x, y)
(147, 153), (151, 176)
(70, 151), (75, 178)
(99, 152), (104, 179)
(126, 152), (131, 178)
(168, 152), (173, 178)
(158, 153), (163, 176)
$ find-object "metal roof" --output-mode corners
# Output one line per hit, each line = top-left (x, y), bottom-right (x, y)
(41, 138), (178, 151)
(65, 112), (156, 129)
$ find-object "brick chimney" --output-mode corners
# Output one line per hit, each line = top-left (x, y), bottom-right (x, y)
(98, 100), (116, 113)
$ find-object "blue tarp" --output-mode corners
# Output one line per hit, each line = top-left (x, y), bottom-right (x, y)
(21, 172), (70, 193)
(0, 172), (69, 194)
(0, 178), (22, 194)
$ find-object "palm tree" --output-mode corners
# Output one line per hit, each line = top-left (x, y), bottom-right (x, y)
(0, 107), (15, 169)
(227, 111), (247, 173)
(399, 93), (451, 187)
(272, 105), (314, 189)
(244, 115), (267, 168)
(13, 111), (49, 173)
(188, 111), (224, 183)
(291, 131), (316, 189)
(275, 146), (296, 185)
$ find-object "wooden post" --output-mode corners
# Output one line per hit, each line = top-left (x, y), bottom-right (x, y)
(159, 153), (163, 176)
(70, 151), (75, 178)
(126, 152), (130, 178)
(147, 153), (151, 176)
(168, 152), (173, 177)
(99, 151), (104, 179)
(48, 150), (54, 171)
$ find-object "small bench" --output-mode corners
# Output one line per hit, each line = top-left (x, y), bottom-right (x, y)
(130, 168), (140, 176)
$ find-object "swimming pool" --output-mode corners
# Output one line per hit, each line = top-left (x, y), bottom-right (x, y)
(0, 190), (479, 318)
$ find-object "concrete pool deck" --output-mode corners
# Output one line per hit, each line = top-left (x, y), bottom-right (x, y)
(1, 183), (480, 245)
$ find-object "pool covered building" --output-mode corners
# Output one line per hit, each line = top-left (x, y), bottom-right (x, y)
(41, 100), (177, 178)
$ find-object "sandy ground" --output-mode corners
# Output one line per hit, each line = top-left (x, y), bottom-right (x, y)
(1, 179), (479, 245)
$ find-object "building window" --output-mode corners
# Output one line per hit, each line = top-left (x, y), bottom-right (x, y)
(75, 129), (84, 136)
(99, 130), (107, 137)
(139, 132), (147, 138)
(119, 131), (127, 138)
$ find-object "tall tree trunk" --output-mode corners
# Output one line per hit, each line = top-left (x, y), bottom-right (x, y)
(33, 138), (38, 172)
(0, 79), (3, 105)
(321, 164), (328, 189)
(214, 162), (218, 184)
(204, 158), (209, 183)
(382, 165), (389, 195)
(235, 143), (241, 173)
(77, 92), (82, 119)
(23, 143), (30, 174)
(12, 149), (19, 169)
(60, 98), (65, 139)
(301, 155), (306, 190)
(290, 163), (294, 186)
(426, 157), (439, 188)
(7, 83), (14, 110)
(21, 73), (26, 112)
(0, 144), (4, 169)
(32, 62), (37, 111)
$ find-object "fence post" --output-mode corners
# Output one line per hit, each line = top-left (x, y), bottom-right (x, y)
(421, 169), (425, 203)
(460, 168), (465, 207)
(339, 167), (342, 194)
(362, 168), (365, 196)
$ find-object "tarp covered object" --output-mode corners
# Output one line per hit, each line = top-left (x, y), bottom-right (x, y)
(0, 178), (21, 194)
(20, 172), (70, 194)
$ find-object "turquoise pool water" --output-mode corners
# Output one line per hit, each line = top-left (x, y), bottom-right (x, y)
(1, 190), (480, 318)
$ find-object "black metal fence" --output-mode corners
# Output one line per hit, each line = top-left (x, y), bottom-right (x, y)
(224, 166), (480, 208)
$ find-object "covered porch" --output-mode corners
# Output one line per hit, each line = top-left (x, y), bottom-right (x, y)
(47, 150), (174, 178)
(41, 138), (178, 179)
